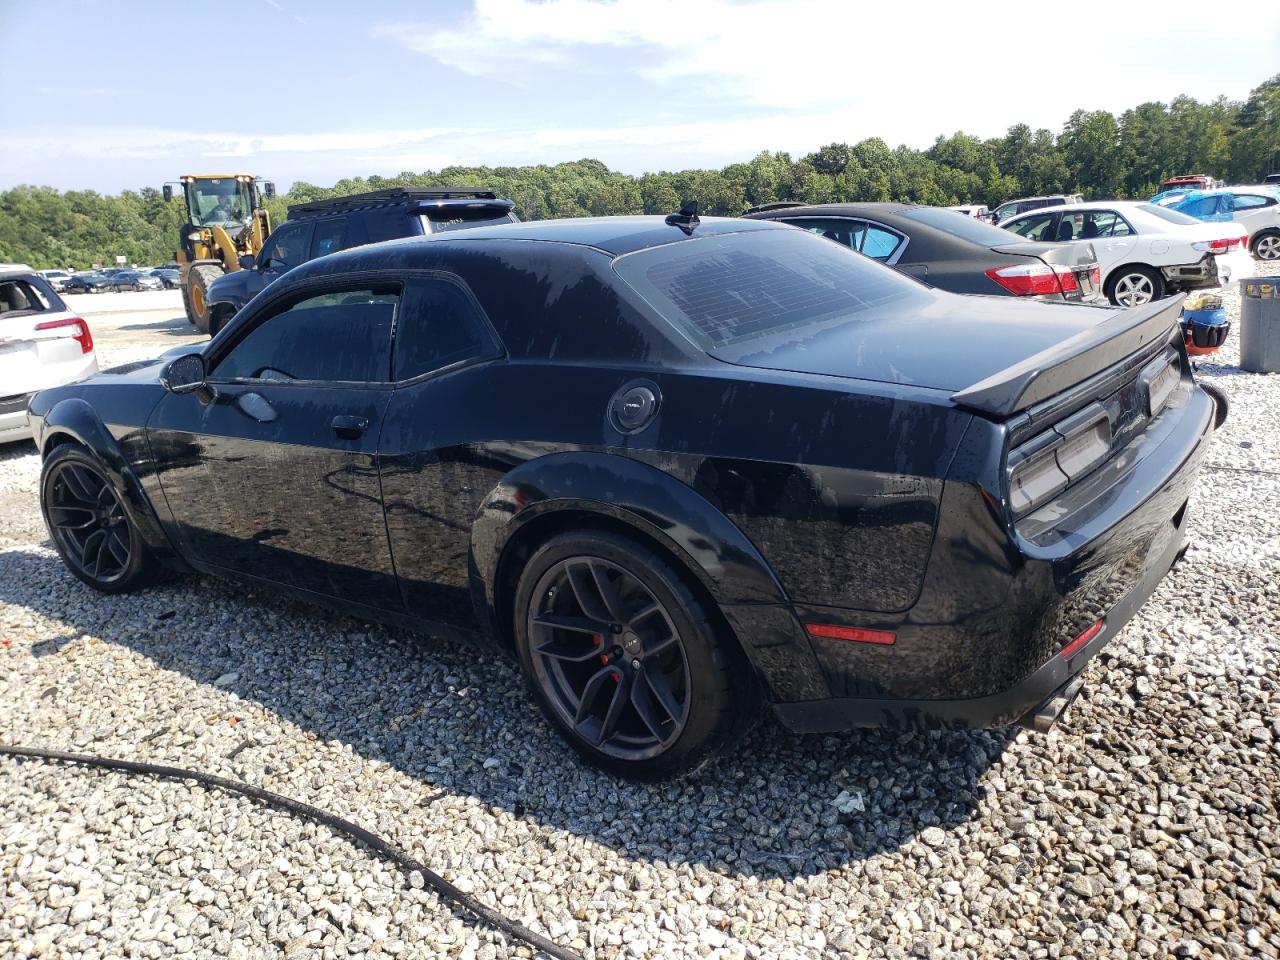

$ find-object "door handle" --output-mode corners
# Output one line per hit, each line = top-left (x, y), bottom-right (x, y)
(331, 415), (369, 439)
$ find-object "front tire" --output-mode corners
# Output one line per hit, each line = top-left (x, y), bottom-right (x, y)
(513, 529), (756, 780)
(1107, 265), (1164, 307)
(186, 264), (223, 333)
(40, 445), (156, 593)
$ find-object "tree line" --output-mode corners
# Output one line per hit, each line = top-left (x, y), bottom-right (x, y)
(2, 74), (1276, 270)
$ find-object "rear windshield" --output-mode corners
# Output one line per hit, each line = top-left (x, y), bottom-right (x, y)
(898, 206), (1026, 245)
(423, 206), (518, 234)
(1139, 203), (1203, 225)
(612, 228), (926, 350)
(0, 276), (62, 317)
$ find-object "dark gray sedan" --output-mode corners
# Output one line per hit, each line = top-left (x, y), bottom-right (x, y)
(745, 202), (1103, 302)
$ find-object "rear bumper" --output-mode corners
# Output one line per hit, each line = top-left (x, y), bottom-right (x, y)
(773, 526), (1189, 733)
(0, 394), (35, 443)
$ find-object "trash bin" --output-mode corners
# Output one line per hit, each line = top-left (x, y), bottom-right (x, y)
(1240, 277), (1280, 373)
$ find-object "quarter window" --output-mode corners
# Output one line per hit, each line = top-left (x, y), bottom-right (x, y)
(1233, 194), (1273, 210)
(791, 218), (867, 250)
(213, 287), (398, 383)
(393, 279), (498, 381)
(862, 225), (902, 260)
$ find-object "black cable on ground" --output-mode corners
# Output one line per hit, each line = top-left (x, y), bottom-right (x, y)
(0, 744), (583, 960)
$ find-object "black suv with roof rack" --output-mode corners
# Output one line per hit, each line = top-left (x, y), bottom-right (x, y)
(199, 188), (517, 335)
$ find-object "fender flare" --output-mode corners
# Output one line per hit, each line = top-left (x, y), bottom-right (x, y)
(469, 451), (831, 702)
(471, 451), (788, 611)
(39, 398), (178, 560)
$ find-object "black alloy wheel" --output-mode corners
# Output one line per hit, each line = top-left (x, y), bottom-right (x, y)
(514, 530), (755, 779)
(528, 556), (692, 760)
(41, 446), (154, 592)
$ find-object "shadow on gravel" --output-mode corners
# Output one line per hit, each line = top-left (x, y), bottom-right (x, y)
(0, 548), (1014, 881)
(116, 316), (197, 336)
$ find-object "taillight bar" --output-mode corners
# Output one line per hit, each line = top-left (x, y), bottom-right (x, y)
(1193, 237), (1243, 253)
(805, 623), (897, 645)
(985, 263), (1082, 297)
(34, 316), (94, 354)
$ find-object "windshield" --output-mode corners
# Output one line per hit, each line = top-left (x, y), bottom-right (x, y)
(187, 178), (252, 228)
(1140, 203), (1203, 225)
(900, 206), (1029, 245)
(613, 228), (926, 351)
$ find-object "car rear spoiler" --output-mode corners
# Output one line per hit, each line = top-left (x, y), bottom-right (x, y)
(950, 297), (1182, 418)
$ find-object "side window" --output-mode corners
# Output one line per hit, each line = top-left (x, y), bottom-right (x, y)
(785, 218), (867, 250)
(861, 224), (904, 261)
(1007, 212), (1056, 241)
(394, 278), (499, 381)
(213, 287), (398, 383)
(364, 208), (413, 244)
(259, 222), (314, 271)
(1232, 194), (1270, 210)
(310, 218), (347, 259)
(1054, 212), (1084, 242)
(1083, 211), (1133, 238)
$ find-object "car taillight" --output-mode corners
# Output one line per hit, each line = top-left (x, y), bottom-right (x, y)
(35, 316), (93, 354)
(1006, 403), (1112, 516)
(985, 263), (1077, 297)
(1090, 266), (1101, 288)
(1193, 237), (1242, 253)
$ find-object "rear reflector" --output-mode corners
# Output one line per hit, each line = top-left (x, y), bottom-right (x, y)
(985, 263), (1078, 297)
(805, 623), (896, 645)
(35, 316), (93, 354)
(1061, 619), (1104, 659)
(1194, 237), (1243, 253)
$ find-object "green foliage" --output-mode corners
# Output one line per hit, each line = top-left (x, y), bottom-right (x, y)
(3, 75), (1277, 269)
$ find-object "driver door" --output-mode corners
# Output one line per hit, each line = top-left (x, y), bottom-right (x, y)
(147, 283), (403, 610)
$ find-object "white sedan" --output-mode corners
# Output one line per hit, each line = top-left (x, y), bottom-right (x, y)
(0, 264), (99, 444)
(998, 201), (1251, 306)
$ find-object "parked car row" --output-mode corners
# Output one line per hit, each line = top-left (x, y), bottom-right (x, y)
(1150, 185), (1280, 261)
(54, 266), (180, 293)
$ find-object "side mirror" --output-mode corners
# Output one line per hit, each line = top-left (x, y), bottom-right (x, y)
(238, 254), (256, 270)
(163, 184), (174, 203)
(160, 353), (213, 401)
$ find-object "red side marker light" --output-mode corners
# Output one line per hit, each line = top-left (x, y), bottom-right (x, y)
(805, 623), (896, 645)
(1061, 619), (1104, 659)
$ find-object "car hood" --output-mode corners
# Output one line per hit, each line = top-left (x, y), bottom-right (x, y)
(713, 289), (1119, 393)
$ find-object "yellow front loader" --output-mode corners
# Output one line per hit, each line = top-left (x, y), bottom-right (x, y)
(163, 174), (275, 330)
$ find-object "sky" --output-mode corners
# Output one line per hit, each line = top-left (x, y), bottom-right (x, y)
(2, 0), (1277, 194)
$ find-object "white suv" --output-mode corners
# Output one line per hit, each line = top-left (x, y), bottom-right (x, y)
(0, 265), (99, 444)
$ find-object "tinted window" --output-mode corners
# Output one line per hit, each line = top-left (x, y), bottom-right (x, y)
(213, 288), (397, 383)
(394, 279), (498, 380)
(423, 206), (518, 234)
(614, 229), (924, 350)
(259, 222), (313, 271)
(310, 218), (347, 259)
(900, 206), (1027, 245)
(363, 207), (414, 244)
(1006, 211), (1057, 241)
(0, 279), (47, 315)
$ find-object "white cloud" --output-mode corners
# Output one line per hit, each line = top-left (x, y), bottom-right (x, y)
(374, 0), (1279, 121)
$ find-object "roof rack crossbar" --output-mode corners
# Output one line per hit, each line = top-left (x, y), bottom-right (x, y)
(287, 187), (500, 216)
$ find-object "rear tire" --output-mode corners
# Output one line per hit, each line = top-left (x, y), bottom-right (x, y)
(512, 529), (756, 780)
(1106, 266), (1164, 307)
(40, 445), (157, 594)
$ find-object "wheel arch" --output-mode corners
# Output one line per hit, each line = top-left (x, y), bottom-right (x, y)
(470, 451), (791, 650)
(39, 398), (181, 563)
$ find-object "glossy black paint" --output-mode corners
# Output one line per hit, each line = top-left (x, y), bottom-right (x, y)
(28, 216), (1216, 731)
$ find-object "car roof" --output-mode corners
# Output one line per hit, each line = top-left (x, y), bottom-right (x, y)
(996, 195), (1079, 205)
(744, 201), (919, 221)
(1002, 199), (1147, 219)
(375, 214), (789, 257)
(0, 263), (36, 279)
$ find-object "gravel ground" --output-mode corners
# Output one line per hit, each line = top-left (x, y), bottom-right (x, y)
(3, 267), (1279, 960)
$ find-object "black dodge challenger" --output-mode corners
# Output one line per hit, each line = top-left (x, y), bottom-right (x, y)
(28, 214), (1217, 779)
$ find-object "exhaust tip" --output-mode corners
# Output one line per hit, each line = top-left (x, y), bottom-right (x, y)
(1020, 677), (1085, 733)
